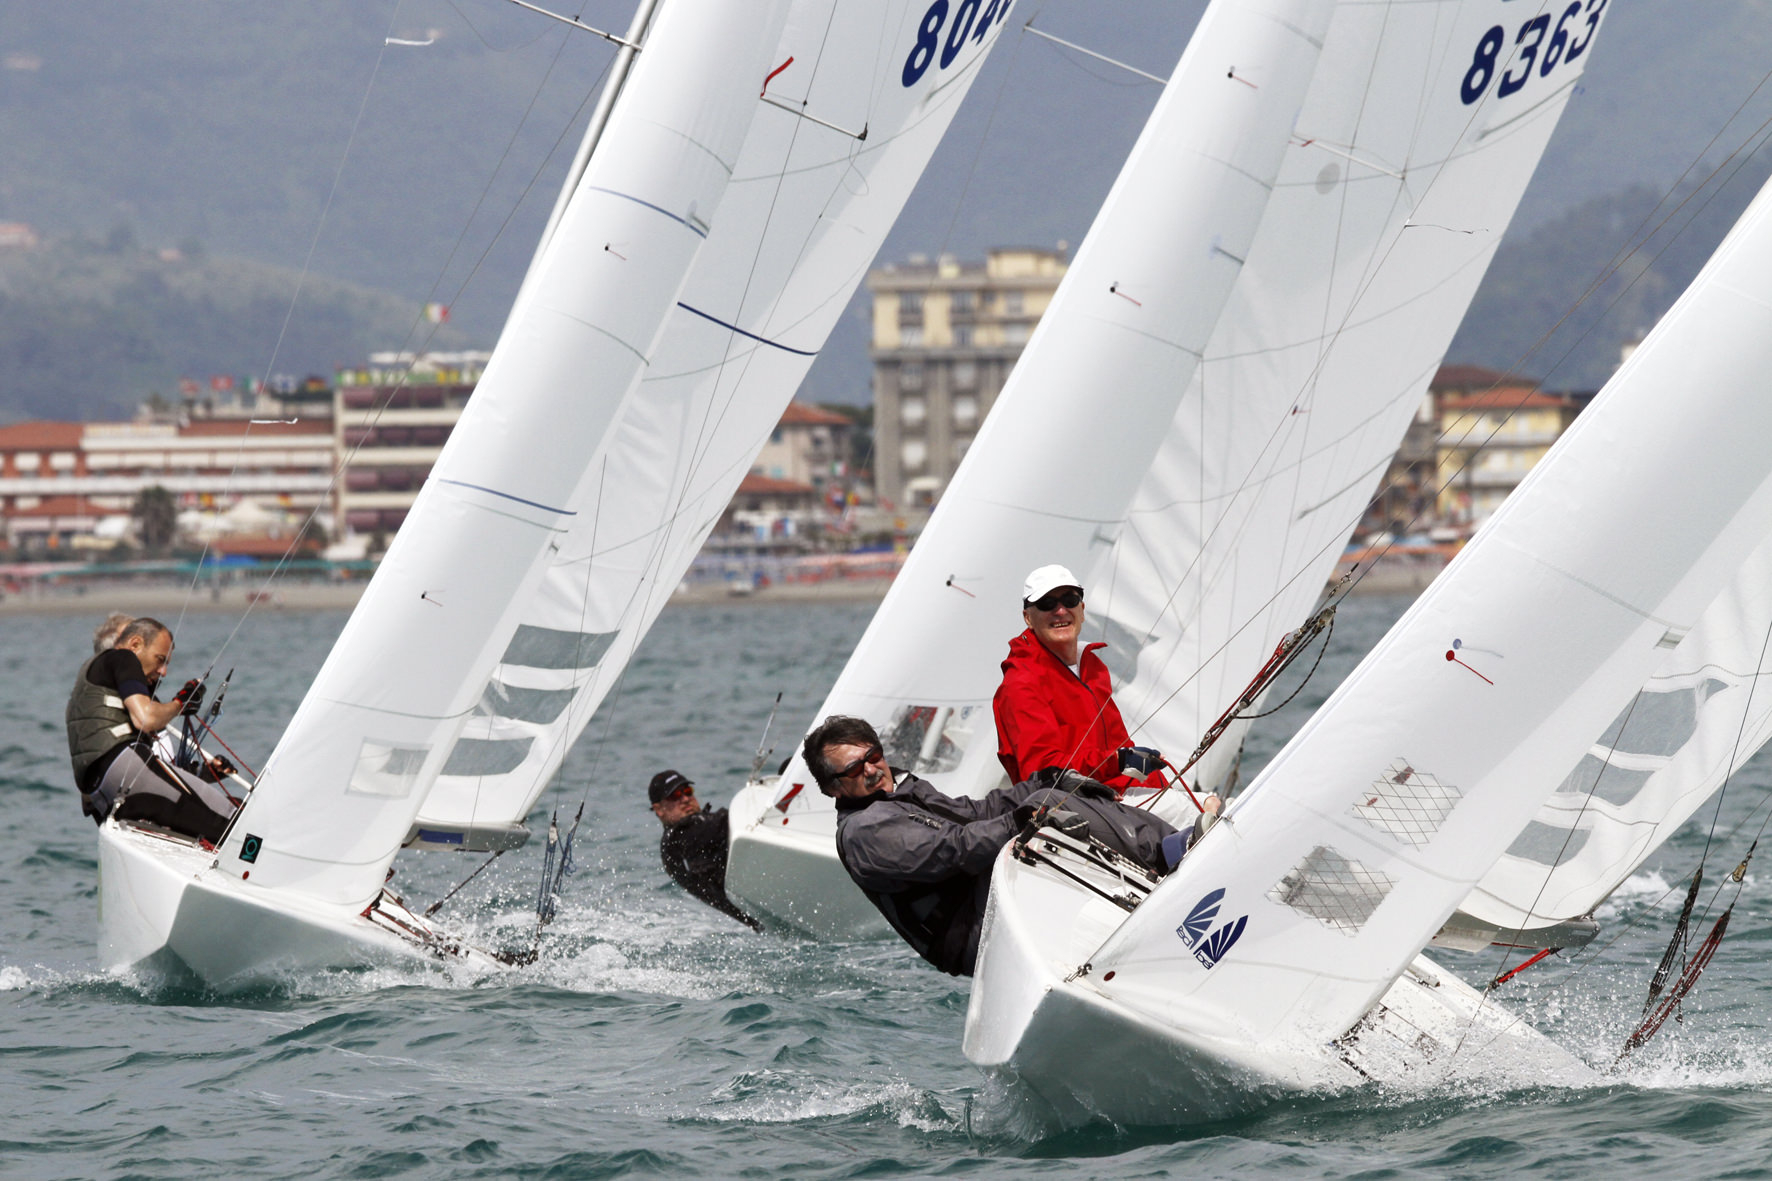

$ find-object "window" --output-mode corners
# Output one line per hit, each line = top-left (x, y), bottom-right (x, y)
(951, 290), (975, 314)
(1002, 290), (1024, 316)
(901, 439), (927, 471)
(901, 396), (927, 426)
(900, 326), (925, 347)
(899, 363), (925, 390)
(952, 436), (971, 464)
(953, 325), (973, 348)
(952, 360), (977, 389)
(1004, 323), (1030, 346)
(953, 394), (978, 428)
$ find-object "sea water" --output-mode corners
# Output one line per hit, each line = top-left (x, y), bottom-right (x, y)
(6, 595), (1772, 1179)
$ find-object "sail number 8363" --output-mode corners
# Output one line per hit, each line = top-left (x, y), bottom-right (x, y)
(1460, 0), (1606, 105)
(901, 0), (1016, 87)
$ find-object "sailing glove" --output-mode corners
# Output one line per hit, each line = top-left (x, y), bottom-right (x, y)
(176, 679), (205, 716)
(1118, 746), (1163, 777)
(1052, 769), (1118, 801)
(1014, 804), (1091, 841)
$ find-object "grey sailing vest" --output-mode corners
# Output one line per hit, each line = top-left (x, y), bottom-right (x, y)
(65, 655), (137, 786)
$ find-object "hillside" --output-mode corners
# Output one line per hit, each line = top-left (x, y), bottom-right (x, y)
(1450, 153), (1772, 391)
(3, 1), (1772, 413)
(0, 233), (460, 421)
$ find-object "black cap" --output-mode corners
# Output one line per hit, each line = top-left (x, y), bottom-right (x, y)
(648, 769), (694, 805)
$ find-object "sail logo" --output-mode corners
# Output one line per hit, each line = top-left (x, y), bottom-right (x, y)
(1176, 888), (1248, 970)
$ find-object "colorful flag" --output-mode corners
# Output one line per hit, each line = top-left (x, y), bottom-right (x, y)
(424, 302), (450, 323)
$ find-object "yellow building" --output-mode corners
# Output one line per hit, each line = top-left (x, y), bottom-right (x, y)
(1433, 365), (1574, 527)
(869, 248), (1067, 507)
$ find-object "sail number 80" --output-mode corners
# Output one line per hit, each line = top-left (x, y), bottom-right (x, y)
(902, 0), (1015, 87)
(1461, 0), (1606, 105)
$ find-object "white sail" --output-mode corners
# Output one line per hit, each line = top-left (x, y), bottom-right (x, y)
(773, 0), (1336, 802)
(1094, 0), (1614, 804)
(1461, 534), (1772, 931)
(209, 0), (789, 908)
(1082, 170), (1772, 1051)
(411, 0), (1023, 842)
(727, 0), (1601, 934)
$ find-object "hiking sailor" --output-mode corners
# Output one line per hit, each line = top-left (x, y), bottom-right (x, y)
(993, 564), (1172, 796)
(65, 617), (237, 843)
(810, 714), (1190, 976)
(648, 770), (762, 930)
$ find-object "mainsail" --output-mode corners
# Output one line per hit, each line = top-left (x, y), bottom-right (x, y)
(411, 0), (1023, 842)
(1086, 169), (1772, 1049)
(209, 0), (790, 908)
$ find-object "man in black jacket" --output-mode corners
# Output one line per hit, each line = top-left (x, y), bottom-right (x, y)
(806, 715), (1185, 976)
(649, 770), (761, 930)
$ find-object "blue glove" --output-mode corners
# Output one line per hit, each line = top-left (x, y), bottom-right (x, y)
(1118, 746), (1162, 777)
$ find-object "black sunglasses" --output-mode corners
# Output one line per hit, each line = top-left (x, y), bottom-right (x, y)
(1029, 589), (1084, 612)
(832, 744), (884, 781)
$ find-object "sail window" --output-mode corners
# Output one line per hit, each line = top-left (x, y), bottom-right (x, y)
(1554, 753), (1656, 807)
(1267, 846), (1395, 935)
(1594, 679), (1727, 759)
(1505, 820), (1591, 865)
(880, 704), (977, 775)
(479, 680), (577, 725)
(347, 740), (430, 799)
(502, 625), (615, 670)
(1351, 760), (1461, 848)
(441, 737), (534, 777)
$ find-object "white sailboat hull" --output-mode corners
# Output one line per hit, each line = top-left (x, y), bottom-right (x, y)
(725, 778), (885, 939)
(98, 819), (499, 988)
(964, 838), (1589, 1127)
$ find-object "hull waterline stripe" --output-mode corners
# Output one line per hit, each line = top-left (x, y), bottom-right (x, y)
(585, 186), (708, 238)
(675, 302), (818, 355)
(437, 479), (576, 516)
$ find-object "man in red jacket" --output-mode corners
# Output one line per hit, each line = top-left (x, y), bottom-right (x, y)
(992, 564), (1174, 796)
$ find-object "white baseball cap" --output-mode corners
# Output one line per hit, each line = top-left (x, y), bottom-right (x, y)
(1022, 564), (1083, 603)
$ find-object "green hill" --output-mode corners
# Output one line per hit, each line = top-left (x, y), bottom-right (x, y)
(0, 232), (461, 421)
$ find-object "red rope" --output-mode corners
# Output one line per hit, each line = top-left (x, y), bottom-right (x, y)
(1620, 908), (1732, 1059)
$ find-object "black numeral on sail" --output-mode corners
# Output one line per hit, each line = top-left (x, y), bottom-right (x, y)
(1460, 0), (1605, 105)
(902, 0), (1013, 87)
(1461, 26), (1504, 104)
(1498, 13), (1548, 97)
(940, 0), (981, 68)
(902, 0), (947, 86)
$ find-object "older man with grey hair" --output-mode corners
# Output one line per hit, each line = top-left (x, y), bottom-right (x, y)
(65, 617), (237, 843)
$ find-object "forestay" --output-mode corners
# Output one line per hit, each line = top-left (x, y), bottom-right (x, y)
(1462, 534), (1772, 931)
(1095, 0), (1613, 803)
(760, 0), (1337, 828)
(212, 0), (789, 907)
(1087, 171), (1772, 1051)
(413, 0), (1024, 840)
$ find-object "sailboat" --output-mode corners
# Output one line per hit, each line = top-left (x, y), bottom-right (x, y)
(96, 0), (1018, 986)
(968, 162), (1772, 1123)
(724, 0), (1603, 936)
